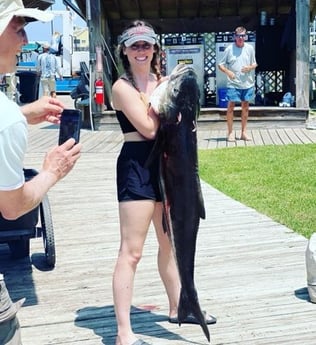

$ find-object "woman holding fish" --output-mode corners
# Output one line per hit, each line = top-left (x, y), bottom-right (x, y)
(111, 20), (181, 345)
(111, 20), (215, 345)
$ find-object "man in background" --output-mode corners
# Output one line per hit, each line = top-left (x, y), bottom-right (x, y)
(218, 26), (257, 142)
(37, 43), (63, 97)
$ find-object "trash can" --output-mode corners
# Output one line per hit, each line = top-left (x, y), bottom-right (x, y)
(218, 88), (228, 108)
(16, 71), (40, 103)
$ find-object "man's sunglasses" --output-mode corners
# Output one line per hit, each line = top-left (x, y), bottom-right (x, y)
(235, 34), (247, 39)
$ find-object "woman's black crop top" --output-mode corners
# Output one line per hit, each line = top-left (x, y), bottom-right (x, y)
(116, 110), (137, 134)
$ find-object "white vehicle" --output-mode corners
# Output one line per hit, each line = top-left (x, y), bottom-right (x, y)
(51, 10), (89, 93)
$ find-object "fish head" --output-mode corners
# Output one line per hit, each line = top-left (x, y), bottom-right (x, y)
(159, 64), (200, 125)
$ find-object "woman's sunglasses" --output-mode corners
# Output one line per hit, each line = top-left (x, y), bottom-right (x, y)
(130, 43), (153, 51)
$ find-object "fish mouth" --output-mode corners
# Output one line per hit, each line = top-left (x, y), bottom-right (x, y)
(168, 65), (199, 98)
(156, 63), (200, 124)
(169, 63), (197, 79)
(168, 78), (200, 110)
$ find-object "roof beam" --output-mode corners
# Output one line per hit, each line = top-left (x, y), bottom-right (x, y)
(216, 0), (220, 17)
(236, 0), (240, 16)
(113, 0), (124, 19)
(176, 0), (180, 17)
(135, 0), (143, 18)
(109, 15), (258, 37)
(158, 0), (162, 17)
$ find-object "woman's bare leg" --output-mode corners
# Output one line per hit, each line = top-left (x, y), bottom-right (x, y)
(113, 200), (155, 345)
(152, 203), (181, 318)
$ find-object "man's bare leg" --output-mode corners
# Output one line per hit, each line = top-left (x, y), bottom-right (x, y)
(240, 101), (251, 140)
(226, 101), (236, 141)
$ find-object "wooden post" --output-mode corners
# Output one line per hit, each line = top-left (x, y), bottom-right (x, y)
(296, 0), (310, 109)
(86, 0), (113, 130)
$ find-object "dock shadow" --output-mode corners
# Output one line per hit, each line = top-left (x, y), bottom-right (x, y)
(294, 286), (312, 302)
(75, 305), (199, 344)
(203, 136), (227, 143)
(0, 243), (54, 307)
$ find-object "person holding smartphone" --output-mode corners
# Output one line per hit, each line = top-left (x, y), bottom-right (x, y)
(0, 1), (82, 343)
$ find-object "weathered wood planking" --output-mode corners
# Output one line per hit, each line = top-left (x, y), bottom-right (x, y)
(24, 120), (316, 155)
(0, 123), (316, 345)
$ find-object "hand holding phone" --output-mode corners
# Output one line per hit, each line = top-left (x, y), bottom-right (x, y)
(58, 109), (82, 145)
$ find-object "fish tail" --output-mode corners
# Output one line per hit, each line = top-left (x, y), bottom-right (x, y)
(178, 290), (210, 342)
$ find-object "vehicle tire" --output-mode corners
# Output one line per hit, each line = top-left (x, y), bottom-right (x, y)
(40, 195), (56, 267)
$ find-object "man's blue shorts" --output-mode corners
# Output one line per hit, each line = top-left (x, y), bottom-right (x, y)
(226, 87), (254, 102)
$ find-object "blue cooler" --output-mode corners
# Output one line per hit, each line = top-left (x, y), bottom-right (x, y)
(218, 88), (228, 108)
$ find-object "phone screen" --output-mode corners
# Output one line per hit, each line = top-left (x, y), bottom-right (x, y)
(58, 109), (82, 145)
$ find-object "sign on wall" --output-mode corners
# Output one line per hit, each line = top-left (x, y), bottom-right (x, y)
(164, 36), (205, 105)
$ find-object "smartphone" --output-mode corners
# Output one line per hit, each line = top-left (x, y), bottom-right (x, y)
(58, 109), (82, 145)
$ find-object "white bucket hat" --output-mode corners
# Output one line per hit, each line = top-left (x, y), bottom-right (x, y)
(0, 0), (54, 36)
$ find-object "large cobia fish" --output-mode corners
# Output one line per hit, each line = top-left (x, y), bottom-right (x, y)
(150, 64), (210, 342)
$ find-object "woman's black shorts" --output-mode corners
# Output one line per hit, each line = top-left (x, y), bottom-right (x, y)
(116, 141), (162, 202)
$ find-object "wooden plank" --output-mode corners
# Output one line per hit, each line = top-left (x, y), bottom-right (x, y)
(217, 129), (229, 149)
(284, 128), (303, 144)
(292, 128), (313, 144)
(300, 127), (316, 143)
(268, 128), (284, 145)
(275, 128), (293, 145)
(196, 130), (209, 149)
(198, 129), (215, 149)
(251, 129), (264, 146)
(260, 128), (275, 146)
(235, 137), (247, 148)
(205, 130), (220, 149)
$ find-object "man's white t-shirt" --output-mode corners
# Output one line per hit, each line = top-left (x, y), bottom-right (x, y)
(218, 42), (257, 89)
(0, 91), (27, 190)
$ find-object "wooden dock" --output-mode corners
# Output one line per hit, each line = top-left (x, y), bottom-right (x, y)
(1, 120), (316, 345)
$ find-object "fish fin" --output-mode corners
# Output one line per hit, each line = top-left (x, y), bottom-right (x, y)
(158, 155), (172, 235)
(195, 168), (206, 219)
(178, 290), (210, 342)
(162, 202), (172, 235)
(196, 102), (201, 119)
(198, 190), (206, 219)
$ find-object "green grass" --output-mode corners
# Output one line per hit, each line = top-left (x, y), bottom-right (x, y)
(198, 144), (316, 239)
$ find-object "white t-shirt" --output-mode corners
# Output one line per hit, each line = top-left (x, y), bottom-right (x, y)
(218, 42), (257, 89)
(0, 91), (27, 190)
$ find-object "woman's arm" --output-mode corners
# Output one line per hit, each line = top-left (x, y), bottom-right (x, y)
(112, 79), (159, 139)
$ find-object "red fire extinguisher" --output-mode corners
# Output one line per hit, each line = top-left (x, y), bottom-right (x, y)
(95, 78), (104, 105)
